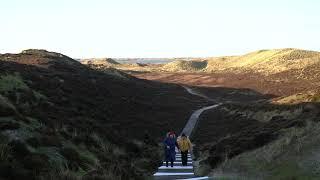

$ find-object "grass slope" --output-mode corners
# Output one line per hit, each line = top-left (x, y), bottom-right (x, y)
(160, 48), (320, 77)
(213, 121), (320, 179)
(192, 100), (320, 179)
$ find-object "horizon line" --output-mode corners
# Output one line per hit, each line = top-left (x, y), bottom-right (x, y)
(2, 47), (320, 60)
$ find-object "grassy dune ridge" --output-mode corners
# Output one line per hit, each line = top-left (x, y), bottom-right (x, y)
(86, 48), (320, 80)
(162, 48), (320, 76)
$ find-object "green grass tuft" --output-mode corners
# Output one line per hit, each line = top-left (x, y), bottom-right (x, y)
(0, 73), (29, 93)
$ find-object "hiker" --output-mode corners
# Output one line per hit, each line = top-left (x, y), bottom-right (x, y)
(166, 130), (176, 138)
(177, 133), (192, 166)
(163, 132), (179, 167)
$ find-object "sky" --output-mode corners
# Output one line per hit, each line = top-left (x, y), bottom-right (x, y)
(1, 0), (320, 58)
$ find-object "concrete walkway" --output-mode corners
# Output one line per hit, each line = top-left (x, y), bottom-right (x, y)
(181, 104), (220, 137)
(153, 86), (220, 179)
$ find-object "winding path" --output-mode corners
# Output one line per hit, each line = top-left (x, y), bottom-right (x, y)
(153, 86), (220, 180)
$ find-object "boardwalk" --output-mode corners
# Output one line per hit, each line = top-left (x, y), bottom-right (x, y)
(153, 86), (219, 179)
(153, 149), (208, 179)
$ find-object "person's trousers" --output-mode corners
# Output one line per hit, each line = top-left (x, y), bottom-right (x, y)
(181, 151), (188, 166)
(166, 161), (173, 167)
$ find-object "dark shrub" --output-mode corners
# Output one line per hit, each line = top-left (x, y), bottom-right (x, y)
(61, 147), (81, 170)
(10, 140), (30, 158)
(23, 153), (49, 172)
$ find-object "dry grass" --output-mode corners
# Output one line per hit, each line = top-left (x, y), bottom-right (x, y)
(161, 60), (208, 72)
(205, 48), (320, 75)
(272, 90), (320, 105)
(211, 121), (320, 179)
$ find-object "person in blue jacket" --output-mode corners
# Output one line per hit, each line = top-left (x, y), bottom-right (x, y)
(163, 131), (179, 167)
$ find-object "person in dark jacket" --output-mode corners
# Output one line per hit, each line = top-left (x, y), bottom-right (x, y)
(163, 132), (179, 167)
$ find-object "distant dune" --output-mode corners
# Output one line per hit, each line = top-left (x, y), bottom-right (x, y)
(162, 60), (208, 72)
(81, 58), (120, 67)
(91, 48), (320, 79)
(162, 48), (320, 76)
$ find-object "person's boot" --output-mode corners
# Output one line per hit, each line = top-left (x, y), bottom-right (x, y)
(166, 161), (169, 167)
(171, 161), (174, 167)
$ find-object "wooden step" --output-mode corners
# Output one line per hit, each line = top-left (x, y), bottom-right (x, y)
(162, 161), (192, 166)
(175, 157), (192, 161)
(154, 172), (194, 176)
(157, 169), (194, 173)
(159, 166), (193, 170)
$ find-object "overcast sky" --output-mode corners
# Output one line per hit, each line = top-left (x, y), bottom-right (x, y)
(1, 0), (319, 58)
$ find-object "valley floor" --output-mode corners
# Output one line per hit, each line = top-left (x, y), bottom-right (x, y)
(130, 72), (319, 98)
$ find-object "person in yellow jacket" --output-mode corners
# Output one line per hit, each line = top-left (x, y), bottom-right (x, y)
(177, 133), (192, 166)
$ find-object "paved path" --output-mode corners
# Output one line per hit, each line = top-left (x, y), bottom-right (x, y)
(154, 150), (198, 179)
(181, 104), (220, 137)
(153, 86), (220, 180)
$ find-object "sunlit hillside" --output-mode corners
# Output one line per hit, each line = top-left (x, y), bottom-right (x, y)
(161, 48), (320, 77)
(161, 60), (207, 72)
(206, 48), (320, 74)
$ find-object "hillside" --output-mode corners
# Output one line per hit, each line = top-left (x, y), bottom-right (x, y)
(80, 58), (161, 73)
(160, 48), (320, 78)
(161, 60), (207, 72)
(0, 50), (207, 179)
(206, 48), (320, 76)
(192, 100), (320, 179)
